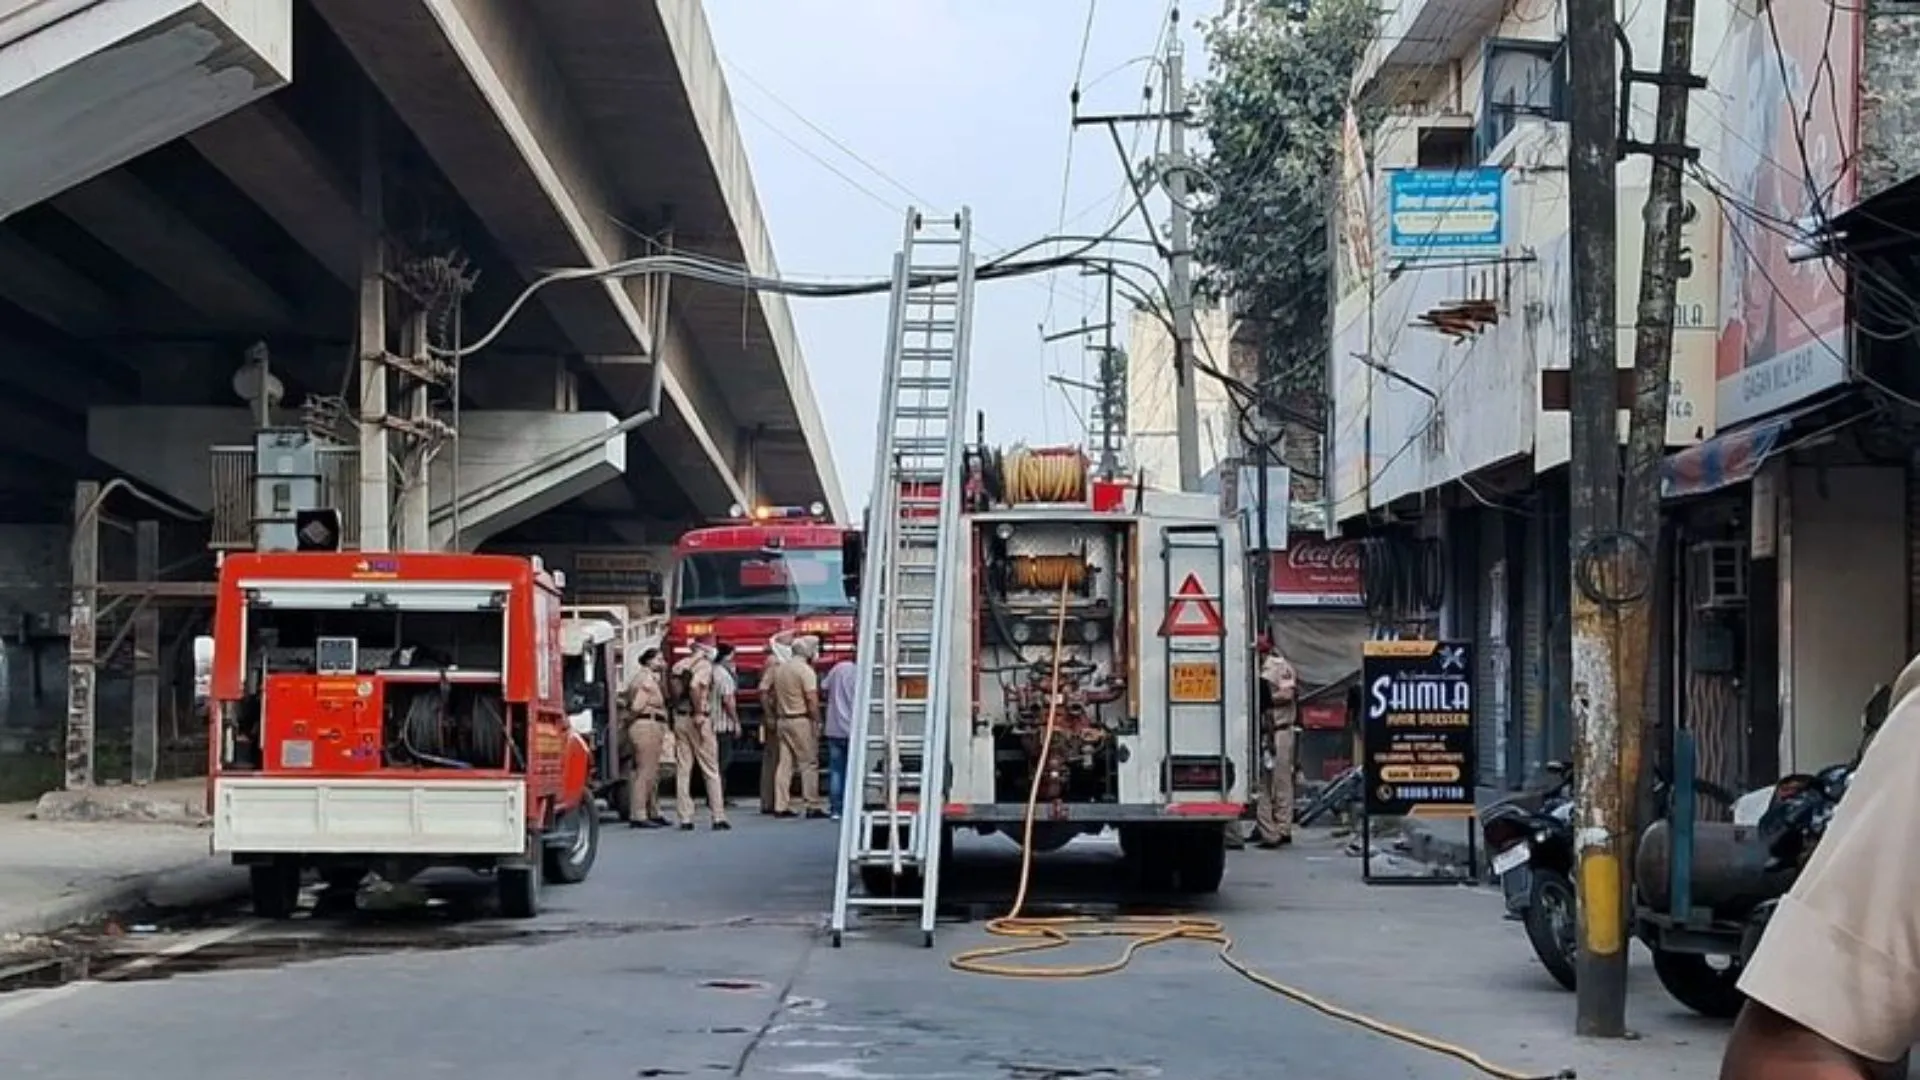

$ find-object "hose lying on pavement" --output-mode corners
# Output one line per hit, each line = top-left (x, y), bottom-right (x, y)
(947, 576), (1575, 1080)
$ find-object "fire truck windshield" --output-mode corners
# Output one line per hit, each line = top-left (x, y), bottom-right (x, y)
(674, 547), (851, 615)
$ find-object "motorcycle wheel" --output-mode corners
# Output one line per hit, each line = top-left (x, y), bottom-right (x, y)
(1652, 948), (1745, 1019)
(1522, 869), (1579, 992)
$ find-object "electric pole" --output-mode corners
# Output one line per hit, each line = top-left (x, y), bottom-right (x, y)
(1165, 31), (1202, 493)
(1565, 0), (1627, 1038)
(1617, 0), (1704, 819)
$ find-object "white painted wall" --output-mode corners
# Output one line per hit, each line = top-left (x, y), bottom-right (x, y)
(1784, 466), (1906, 773)
(1124, 305), (1237, 491)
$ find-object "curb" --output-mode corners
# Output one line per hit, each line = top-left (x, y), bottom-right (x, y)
(0, 860), (251, 939)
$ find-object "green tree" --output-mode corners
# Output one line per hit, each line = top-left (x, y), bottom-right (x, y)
(1193, 0), (1376, 410)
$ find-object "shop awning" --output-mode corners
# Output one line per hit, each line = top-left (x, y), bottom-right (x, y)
(1660, 414), (1793, 499)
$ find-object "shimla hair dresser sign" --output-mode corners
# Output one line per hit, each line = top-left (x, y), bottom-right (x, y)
(1361, 640), (1477, 818)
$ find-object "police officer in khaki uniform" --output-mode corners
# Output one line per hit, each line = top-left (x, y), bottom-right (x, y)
(622, 647), (671, 829)
(668, 638), (730, 831)
(770, 635), (827, 819)
(758, 631), (794, 814)
(1252, 636), (1299, 848)
(1720, 655), (1920, 1079)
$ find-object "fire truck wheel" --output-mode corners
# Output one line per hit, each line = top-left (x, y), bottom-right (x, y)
(498, 858), (542, 919)
(1175, 827), (1228, 894)
(250, 859), (302, 920)
(859, 863), (923, 900)
(544, 799), (601, 885)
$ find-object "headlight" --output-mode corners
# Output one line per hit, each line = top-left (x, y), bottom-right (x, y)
(995, 523), (1015, 541)
(1010, 621), (1033, 644)
(1079, 620), (1103, 644)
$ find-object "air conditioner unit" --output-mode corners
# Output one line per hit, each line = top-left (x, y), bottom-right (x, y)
(1687, 541), (1748, 611)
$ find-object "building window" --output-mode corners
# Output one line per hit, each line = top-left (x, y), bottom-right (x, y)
(1477, 39), (1566, 160)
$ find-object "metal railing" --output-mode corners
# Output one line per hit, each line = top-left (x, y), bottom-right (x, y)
(208, 445), (361, 550)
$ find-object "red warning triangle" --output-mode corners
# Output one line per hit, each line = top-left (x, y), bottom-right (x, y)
(1159, 572), (1226, 638)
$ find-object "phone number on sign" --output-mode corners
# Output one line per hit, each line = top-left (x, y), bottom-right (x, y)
(1389, 785), (1468, 802)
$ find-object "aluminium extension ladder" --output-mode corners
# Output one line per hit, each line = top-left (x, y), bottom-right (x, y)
(829, 207), (977, 948)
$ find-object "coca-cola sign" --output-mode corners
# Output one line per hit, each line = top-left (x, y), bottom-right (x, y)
(1269, 535), (1363, 607)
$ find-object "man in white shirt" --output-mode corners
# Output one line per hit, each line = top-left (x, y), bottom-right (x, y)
(820, 656), (858, 820)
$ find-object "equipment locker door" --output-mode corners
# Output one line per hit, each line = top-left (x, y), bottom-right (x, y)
(1160, 525), (1231, 799)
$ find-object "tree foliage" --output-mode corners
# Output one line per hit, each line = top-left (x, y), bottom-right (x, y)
(1193, 0), (1376, 407)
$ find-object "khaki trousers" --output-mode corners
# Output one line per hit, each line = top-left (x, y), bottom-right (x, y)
(759, 722), (784, 813)
(626, 717), (667, 821)
(1254, 725), (1297, 844)
(774, 716), (822, 814)
(672, 713), (728, 824)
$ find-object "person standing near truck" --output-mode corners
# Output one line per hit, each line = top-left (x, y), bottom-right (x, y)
(1252, 636), (1299, 848)
(770, 635), (827, 819)
(623, 647), (671, 829)
(821, 653), (857, 820)
(668, 637), (730, 832)
(759, 631), (794, 814)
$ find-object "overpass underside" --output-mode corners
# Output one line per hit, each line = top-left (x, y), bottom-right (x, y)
(0, 0), (840, 792)
(0, 0), (838, 549)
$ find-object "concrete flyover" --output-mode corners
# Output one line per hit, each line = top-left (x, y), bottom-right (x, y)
(0, 0), (842, 554)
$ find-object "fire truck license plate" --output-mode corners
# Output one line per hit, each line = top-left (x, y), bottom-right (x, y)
(1169, 661), (1221, 704)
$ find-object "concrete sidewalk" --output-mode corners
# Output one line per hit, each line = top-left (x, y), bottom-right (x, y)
(0, 780), (247, 940)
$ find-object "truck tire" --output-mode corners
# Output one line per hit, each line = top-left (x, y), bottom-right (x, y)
(250, 859), (302, 920)
(1176, 827), (1228, 894)
(1651, 948), (1744, 1019)
(544, 800), (600, 885)
(498, 857), (542, 919)
(1126, 828), (1177, 892)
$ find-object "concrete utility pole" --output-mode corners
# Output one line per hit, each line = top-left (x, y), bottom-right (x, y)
(1164, 32), (1202, 493)
(358, 93), (391, 554)
(1565, 0), (1628, 1037)
(1616, 0), (1705, 882)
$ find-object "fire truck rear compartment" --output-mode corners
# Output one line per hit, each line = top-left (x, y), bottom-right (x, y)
(234, 608), (515, 774)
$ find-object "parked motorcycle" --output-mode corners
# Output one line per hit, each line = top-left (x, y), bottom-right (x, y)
(1481, 762), (1578, 990)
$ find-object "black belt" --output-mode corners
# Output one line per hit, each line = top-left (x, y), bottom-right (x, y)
(634, 712), (668, 722)
(774, 712), (811, 720)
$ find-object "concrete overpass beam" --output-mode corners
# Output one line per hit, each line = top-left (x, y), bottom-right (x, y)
(86, 406), (624, 551)
(187, 99), (358, 282)
(52, 170), (296, 327)
(310, 0), (746, 510)
(0, 0), (292, 219)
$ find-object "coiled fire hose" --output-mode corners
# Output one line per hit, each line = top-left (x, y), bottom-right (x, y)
(1007, 553), (1090, 594)
(1003, 447), (1089, 505)
(947, 576), (1573, 1080)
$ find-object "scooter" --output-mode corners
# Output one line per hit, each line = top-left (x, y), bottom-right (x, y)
(1481, 762), (1577, 991)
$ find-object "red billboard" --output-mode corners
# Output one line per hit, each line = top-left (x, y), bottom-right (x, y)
(1713, 1), (1861, 426)
(1269, 535), (1363, 607)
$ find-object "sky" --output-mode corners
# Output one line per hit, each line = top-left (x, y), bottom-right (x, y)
(703, 0), (1224, 512)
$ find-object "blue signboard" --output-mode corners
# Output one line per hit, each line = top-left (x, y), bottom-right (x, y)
(1386, 168), (1506, 260)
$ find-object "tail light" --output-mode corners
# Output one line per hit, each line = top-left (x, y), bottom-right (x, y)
(1168, 756), (1234, 792)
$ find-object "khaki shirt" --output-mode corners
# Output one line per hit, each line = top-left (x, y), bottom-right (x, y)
(624, 668), (666, 719)
(1737, 686), (1920, 1062)
(766, 657), (819, 720)
(1260, 654), (1298, 728)
(669, 655), (714, 718)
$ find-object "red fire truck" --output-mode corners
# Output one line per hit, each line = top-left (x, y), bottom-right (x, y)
(203, 551), (599, 920)
(665, 502), (856, 767)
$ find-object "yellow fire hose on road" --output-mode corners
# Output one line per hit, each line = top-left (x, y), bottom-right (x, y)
(947, 577), (1575, 1080)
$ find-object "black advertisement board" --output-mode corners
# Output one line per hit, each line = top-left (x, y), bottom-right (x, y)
(1361, 639), (1476, 818)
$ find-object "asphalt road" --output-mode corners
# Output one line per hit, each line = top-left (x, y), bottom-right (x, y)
(0, 812), (1723, 1080)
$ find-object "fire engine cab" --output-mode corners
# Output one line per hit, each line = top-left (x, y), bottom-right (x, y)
(666, 502), (856, 763)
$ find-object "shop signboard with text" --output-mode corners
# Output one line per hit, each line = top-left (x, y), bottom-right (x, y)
(1360, 639), (1477, 818)
(1712, 1), (1860, 425)
(1269, 534), (1363, 607)
(1386, 167), (1505, 262)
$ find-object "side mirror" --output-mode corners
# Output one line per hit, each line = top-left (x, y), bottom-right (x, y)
(192, 634), (215, 704)
(841, 529), (865, 602)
